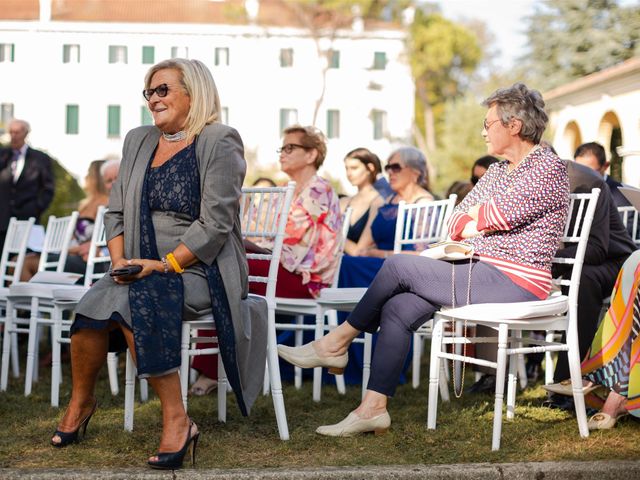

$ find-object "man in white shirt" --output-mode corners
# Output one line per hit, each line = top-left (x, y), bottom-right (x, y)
(0, 119), (55, 252)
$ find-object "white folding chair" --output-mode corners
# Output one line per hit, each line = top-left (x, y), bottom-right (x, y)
(0, 212), (79, 395)
(427, 189), (599, 450)
(273, 207), (352, 402)
(617, 205), (640, 247)
(0, 217), (35, 379)
(123, 182), (295, 439)
(47, 207), (148, 407)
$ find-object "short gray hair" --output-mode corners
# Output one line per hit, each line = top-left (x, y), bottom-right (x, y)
(391, 146), (429, 190)
(144, 58), (221, 141)
(482, 83), (548, 144)
(10, 119), (30, 134)
(100, 158), (120, 178)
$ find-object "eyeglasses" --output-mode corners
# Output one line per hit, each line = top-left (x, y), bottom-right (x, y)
(483, 118), (501, 131)
(384, 163), (404, 174)
(277, 143), (308, 155)
(143, 83), (169, 101)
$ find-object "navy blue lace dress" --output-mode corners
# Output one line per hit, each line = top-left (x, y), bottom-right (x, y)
(72, 142), (242, 408)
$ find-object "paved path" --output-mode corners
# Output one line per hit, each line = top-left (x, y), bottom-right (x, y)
(2, 460), (640, 479)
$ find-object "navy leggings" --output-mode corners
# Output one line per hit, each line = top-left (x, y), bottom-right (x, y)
(346, 254), (537, 396)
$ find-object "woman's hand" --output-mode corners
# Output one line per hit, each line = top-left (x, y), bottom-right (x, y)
(467, 204), (481, 221)
(111, 258), (163, 285)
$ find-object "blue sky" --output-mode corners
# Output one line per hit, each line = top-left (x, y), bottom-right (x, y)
(432, 0), (536, 69)
(432, 0), (639, 69)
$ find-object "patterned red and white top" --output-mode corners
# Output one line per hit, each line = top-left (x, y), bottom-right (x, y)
(448, 146), (570, 299)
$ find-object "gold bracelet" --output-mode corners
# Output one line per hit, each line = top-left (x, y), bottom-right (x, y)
(166, 252), (184, 274)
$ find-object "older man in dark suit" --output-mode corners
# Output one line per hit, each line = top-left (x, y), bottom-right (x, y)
(0, 119), (55, 252)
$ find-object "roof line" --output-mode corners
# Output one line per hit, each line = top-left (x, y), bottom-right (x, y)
(544, 56), (640, 100)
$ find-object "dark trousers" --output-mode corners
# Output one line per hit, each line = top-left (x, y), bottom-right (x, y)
(346, 255), (537, 396)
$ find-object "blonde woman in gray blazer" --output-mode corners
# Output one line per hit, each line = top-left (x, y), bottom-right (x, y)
(51, 59), (267, 470)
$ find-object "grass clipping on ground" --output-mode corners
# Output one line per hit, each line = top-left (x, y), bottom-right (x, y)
(0, 357), (637, 469)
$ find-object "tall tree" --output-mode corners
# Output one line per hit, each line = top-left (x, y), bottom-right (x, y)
(409, 9), (482, 153)
(521, 0), (640, 90)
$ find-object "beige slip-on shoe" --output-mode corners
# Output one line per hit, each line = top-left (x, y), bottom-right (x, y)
(542, 379), (599, 396)
(587, 411), (628, 430)
(277, 342), (348, 375)
(316, 411), (391, 437)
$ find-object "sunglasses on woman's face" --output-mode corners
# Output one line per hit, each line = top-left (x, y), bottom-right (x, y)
(384, 163), (404, 174)
(143, 83), (169, 101)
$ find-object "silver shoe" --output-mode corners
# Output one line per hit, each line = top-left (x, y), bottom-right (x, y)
(277, 342), (348, 374)
(316, 411), (391, 437)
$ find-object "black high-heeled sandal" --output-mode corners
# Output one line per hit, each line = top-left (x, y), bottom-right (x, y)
(147, 419), (199, 470)
(51, 399), (98, 448)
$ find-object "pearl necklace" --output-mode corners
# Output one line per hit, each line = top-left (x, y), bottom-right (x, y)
(162, 130), (186, 142)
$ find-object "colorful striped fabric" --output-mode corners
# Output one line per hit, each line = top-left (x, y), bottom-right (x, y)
(582, 249), (640, 419)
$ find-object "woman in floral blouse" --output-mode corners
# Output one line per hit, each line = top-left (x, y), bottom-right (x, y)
(272, 125), (342, 297)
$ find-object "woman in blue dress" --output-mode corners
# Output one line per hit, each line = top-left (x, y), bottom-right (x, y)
(50, 59), (266, 470)
(339, 146), (435, 288)
(337, 147), (435, 384)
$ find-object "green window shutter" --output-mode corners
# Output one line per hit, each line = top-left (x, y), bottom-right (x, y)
(140, 106), (153, 126)
(373, 51), (386, 70)
(329, 50), (340, 69)
(142, 46), (154, 64)
(372, 110), (385, 140)
(327, 110), (340, 139)
(66, 105), (79, 134)
(108, 105), (121, 137)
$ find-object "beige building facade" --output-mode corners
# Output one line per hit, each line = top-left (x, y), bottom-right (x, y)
(545, 56), (640, 187)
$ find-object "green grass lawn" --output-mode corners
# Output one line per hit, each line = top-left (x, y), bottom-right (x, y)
(0, 354), (638, 469)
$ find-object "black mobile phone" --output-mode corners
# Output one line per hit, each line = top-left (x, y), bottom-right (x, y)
(109, 265), (143, 277)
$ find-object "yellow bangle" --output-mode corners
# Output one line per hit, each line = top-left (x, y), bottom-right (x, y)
(166, 252), (184, 274)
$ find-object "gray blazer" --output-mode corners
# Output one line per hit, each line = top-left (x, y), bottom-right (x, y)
(75, 123), (267, 414)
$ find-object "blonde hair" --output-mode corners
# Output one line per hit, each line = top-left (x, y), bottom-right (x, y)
(144, 58), (221, 140)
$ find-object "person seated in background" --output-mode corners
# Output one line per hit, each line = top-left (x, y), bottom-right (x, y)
(349, 147), (434, 259)
(470, 155), (498, 185)
(277, 83), (570, 436)
(580, 249), (640, 429)
(339, 148), (384, 253)
(189, 125), (342, 394)
(445, 180), (473, 205)
(20, 159), (119, 282)
(336, 148), (436, 385)
(574, 142), (630, 208)
(536, 160), (636, 408)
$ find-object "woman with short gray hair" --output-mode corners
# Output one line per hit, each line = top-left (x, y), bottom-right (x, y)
(348, 146), (434, 259)
(278, 83), (570, 437)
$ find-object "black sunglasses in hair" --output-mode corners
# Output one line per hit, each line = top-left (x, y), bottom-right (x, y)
(384, 163), (404, 174)
(143, 83), (169, 101)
